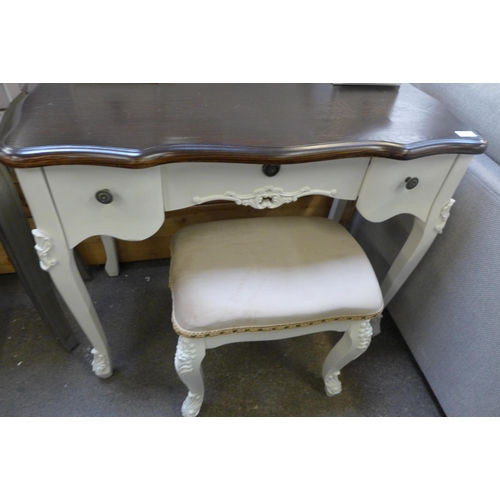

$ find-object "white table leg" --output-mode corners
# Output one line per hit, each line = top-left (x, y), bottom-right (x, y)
(380, 195), (459, 305)
(17, 168), (113, 377)
(32, 229), (113, 377)
(101, 235), (120, 277)
(380, 154), (471, 306)
(57, 254), (113, 377)
(381, 214), (441, 305)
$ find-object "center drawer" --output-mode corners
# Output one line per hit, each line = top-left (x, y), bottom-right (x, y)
(161, 158), (370, 211)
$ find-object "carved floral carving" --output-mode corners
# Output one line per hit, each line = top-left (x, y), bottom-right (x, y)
(435, 198), (456, 234)
(32, 229), (57, 271)
(175, 336), (197, 375)
(193, 185), (338, 210)
(357, 320), (373, 350)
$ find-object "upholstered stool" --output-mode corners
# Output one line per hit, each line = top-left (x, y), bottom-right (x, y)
(169, 216), (383, 416)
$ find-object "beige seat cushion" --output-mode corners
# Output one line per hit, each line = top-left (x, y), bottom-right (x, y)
(170, 216), (383, 338)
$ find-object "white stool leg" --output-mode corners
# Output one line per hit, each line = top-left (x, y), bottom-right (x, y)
(174, 336), (207, 417)
(322, 320), (373, 396)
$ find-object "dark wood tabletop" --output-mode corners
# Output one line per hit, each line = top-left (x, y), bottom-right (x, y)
(0, 84), (487, 169)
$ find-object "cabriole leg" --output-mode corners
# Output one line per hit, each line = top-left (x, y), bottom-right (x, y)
(322, 320), (373, 396)
(32, 229), (113, 378)
(17, 167), (113, 377)
(175, 336), (206, 417)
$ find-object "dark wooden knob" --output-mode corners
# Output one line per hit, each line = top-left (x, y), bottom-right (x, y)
(262, 164), (281, 177)
(405, 177), (419, 190)
(95, 189), (113, 204)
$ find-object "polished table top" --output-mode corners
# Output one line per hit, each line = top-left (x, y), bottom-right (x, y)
(0, 84), (487, 169)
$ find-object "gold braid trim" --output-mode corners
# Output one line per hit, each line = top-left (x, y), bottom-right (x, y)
(171, 308), (384, 339)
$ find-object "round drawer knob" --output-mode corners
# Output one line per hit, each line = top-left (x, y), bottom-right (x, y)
(262, 164), (281, 177)
(405, 177), (419, 190)
(95, 189), (113, 204)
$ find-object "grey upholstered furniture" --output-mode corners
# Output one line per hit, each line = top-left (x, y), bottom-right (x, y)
(1, 84), (78, 351)
(0, 163), (78, 351)
(351, 83), (500, 417)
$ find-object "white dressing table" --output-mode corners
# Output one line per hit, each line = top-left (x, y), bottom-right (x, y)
(0, 83), (486, 377)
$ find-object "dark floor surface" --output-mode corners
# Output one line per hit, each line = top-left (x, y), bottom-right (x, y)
(0, 259), (444, 417)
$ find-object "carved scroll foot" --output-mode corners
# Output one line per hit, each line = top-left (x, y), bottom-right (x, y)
(181, 391), (204, 417)
(91, 348), (113, 378)
(325, 371), (342, 396)
(175, 336), (206, 417)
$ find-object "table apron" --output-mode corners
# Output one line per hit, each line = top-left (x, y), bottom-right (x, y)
(20, 154), (461, 250)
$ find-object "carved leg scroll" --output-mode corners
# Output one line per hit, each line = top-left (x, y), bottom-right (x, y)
(175, 336), (207, 417)
(322, 320), (373, 396)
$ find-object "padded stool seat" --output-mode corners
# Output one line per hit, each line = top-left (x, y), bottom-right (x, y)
(169, 216), (384, 416)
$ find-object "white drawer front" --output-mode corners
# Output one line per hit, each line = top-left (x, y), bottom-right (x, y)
(162, 159), (369, 211)
(44, 165), (165, 248)
(356, 155), (457, 222)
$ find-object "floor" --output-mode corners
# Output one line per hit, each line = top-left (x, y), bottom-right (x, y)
(0, 259), (445, 417)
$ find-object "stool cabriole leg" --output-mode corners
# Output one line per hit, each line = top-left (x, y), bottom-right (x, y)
(175, 336), (206, 417)
(322, 320), (373, 396)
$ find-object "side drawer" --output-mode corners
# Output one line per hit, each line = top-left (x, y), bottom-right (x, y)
(356, 155), (457, 222)
(161, 158), (369, 211)
(44, 165), (165, 248)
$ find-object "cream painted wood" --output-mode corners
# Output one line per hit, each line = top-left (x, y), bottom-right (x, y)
(101, 235), (119, 277)
(356, 155), (456, 223)
(175, 319), (373, 417)
(14, 154), (472, 378)
(322, 320), (373, 396)
(161, 159), (369, 211)
(174, 336), (207, 417)
(381, 154), (473, 305)
(43, 165), (165, 248)
(16, 168), (113, 377)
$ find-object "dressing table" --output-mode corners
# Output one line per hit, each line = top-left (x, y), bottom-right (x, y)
(0, 83), (486, 378)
